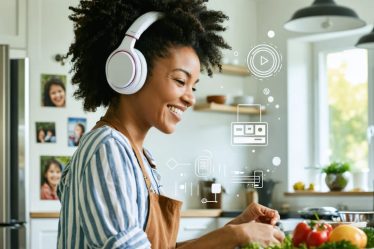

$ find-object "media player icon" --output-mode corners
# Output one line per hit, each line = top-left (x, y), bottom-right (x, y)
(231, 104), (268, 146)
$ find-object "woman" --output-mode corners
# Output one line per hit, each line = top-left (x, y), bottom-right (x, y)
(68, 123), (85, 146)
(41, 159), (63, 200)
(57, 0), (284, 248)
(43, 77), (66, 107)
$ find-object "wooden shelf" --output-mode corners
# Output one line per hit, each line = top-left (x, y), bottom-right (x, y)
(284, 191), (374, 197)
(30, 212), (60, 218)
(216, 64), (251, 76)
(193, 102), (264, 114)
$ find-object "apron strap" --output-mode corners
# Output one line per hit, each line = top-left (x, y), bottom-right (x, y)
(94, 115), (154, 192)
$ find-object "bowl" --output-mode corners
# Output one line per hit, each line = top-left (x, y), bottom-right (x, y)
(206, 95), (226, 104)
(338, 211), (374, 227)
(231, 95), (254, 105)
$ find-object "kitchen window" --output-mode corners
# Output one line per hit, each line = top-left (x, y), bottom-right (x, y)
(320, 49), (369, 170)
(314, 39), (374, 191)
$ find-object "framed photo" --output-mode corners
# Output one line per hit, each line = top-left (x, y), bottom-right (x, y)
(36, 122), (56, 143)
(68, 117), (87, 147)
(41, 74), (67, 107)
(40, 155), (70, 201)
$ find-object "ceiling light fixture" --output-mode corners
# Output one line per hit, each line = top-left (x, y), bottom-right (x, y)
(356, 27), (374, 49)
(284, 0), (366, 33)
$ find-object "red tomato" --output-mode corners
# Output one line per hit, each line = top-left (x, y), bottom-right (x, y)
(306, 229), (329, 248)
(292, 222), (312, 247)
(314, 222), (333, 236)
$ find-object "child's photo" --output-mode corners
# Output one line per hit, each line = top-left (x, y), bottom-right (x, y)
(41, 74), (67, 107)
(40, 156), (70, 200)
(68, 117), (87, 147)
(36, 122), (56, 143)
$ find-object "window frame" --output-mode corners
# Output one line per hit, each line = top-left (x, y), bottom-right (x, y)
(313, 37), (374, 190)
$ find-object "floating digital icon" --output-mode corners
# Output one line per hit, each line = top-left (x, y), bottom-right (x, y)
(231, 104), (268, 146)
(195, 150), (213, 177)
(166, 158), (191, 170)
(230, 170), (263, 188)
(201, 183), (221, 204)
(246, 43), (282, 79)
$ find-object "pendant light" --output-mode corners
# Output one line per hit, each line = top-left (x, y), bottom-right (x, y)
(356, 28), (374, 49)
(284, 0), (366, 33)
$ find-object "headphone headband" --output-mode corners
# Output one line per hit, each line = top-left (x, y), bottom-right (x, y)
(126, 11), (164, 40)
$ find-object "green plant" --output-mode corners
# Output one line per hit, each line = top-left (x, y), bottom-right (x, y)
(322, 162), (350, 174)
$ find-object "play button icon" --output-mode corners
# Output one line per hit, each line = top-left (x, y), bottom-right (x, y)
(246, 43), (282, 79)
(260, 56), (269, 66)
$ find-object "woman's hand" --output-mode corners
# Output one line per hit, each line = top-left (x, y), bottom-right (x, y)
(229, 203), (280, 226)
(232, 222), (285, 247)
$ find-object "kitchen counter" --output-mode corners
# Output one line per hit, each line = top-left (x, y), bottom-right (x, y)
(30, 209), (229, 219)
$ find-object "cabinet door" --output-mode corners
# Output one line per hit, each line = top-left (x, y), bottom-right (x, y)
(0, 0), (26, 48)
(30, 218), (59, 249)
(177, 218), (218, 242)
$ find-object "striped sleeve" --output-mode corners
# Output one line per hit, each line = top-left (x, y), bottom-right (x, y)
(78, 137), (151, 249)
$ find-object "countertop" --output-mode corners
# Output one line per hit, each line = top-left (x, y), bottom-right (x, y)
(30, 209), (241, 219)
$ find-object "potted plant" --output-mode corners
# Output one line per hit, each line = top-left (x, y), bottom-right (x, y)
(322, 162), (351, 191)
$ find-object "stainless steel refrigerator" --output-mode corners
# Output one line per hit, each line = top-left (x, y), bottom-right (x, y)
(0, 44), (28, 249)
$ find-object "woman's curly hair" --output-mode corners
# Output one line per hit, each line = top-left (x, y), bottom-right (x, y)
(67, 0), (231, 111)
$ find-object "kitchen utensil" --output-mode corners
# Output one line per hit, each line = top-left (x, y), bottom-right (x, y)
(206, 95), (226, 104)
(338, 211), (374, 227)
(298, 207), (339, 220)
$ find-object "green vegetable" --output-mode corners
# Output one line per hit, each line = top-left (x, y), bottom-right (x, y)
(322, 162), (350, 174)
(241, 236), (359, 249)
(362, 227), (374, 248)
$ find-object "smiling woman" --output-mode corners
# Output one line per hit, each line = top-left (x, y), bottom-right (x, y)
(56, 0), (284, 248)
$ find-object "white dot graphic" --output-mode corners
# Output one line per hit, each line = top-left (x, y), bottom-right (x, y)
(268, 96), (274, 103)
(266, 169), (270, 172)
(252, 149), (256, 153)
(267, 30), (275, 38)
(272, 157), (281, 166)
(263, 88), (270, 95)
(236, 194), (240, 197)
(275, 104), (280, 109)
(278, 117), (281, 120)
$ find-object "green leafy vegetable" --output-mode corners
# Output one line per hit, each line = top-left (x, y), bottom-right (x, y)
(241, 236), (358, 249)
(362, 227), (374, 248)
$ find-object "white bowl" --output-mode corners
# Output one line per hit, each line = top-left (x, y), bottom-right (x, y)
(232, 95), (254, 105)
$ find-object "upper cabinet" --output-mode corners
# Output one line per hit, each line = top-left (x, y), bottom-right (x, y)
(0, 0), (26, 48)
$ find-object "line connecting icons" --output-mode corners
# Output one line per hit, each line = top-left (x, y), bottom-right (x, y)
(246, 43), (282, 79)
(230, 170), (263, 188)
(201, 183), (221, 204)
(231, 104), (268, 146)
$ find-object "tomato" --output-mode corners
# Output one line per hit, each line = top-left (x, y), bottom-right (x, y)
(329, 224), (367, 248)
(314, 222), (333, 236)
(292, 221), (312, 247)
(306, 229), (329, 248)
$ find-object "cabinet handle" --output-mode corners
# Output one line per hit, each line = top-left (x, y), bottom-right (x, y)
(183, 226), (208, 231)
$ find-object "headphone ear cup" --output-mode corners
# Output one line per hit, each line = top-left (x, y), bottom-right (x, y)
(129, 49), (147, 94)
(106, 51), (136, 93)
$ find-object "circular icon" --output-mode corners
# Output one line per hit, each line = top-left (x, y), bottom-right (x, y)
(263, 88), (270, 95)
(272, 156), (281, 166)
(268, 96), (274, 103)
(201, 198), (207, 204)
(246, 43), (282, 79)
(267, 30), (275, 38)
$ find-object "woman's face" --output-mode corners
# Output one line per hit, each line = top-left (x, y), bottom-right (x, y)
(38, 129), (45, 141)
(134, 46), (200, 133)
(49, 84), (65, 107)
(45, 163), (62, 187)
(74, 125), (83, 137)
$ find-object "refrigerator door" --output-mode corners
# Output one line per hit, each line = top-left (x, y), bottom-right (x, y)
(0, 224), (26, 249)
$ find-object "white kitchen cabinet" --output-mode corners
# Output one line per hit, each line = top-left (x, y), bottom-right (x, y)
(177, 218), (218, 242)
(0, 0), (26, 48)
(30, 218), (59, 249)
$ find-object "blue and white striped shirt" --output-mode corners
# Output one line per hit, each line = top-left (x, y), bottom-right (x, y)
(57, 126), (162, 249)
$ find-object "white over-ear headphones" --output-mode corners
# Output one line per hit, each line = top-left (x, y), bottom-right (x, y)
(105, 11), (164, 94)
